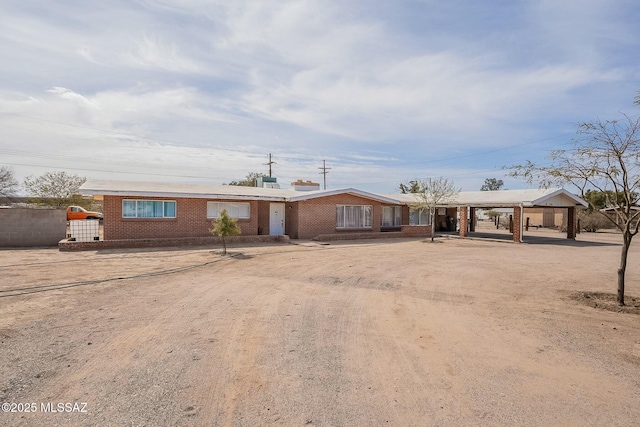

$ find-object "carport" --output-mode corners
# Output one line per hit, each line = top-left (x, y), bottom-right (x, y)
(450, 188), (588, 243)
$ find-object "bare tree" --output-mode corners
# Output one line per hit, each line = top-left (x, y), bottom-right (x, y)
(412, 177), (460, 242)
(23, 171), (87, 208)
(0, 166), (19, 198)
(510, 114), (640, 305)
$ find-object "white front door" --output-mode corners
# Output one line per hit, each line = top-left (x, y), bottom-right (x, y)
(269, 203), (285, 235)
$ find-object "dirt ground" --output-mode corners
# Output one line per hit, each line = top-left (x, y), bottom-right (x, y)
(1, 232), (639, 426)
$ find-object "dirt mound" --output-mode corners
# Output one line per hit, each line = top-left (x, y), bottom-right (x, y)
(570, 291), (640, 314)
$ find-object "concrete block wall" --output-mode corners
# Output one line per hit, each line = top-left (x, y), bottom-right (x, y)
(103, 196), (260, 240)
(0, 208), (67, 247)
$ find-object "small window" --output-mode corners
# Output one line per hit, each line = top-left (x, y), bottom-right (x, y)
(382, 206), (402, 227)
(207, 202), (250, 219)
(122, 200), (176, 218)
(409, 209), (431, 225)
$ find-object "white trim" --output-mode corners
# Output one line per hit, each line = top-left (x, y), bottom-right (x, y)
(530, 189), (588, 207)
(98, 190), (287, 202)
(385, 188), (588, 208)
(290, 188), (400, 204)
(518, 204), (524, 243)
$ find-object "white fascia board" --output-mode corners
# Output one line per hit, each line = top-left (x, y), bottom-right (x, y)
(532, 189), (588, 207)
(289, 188), (402, 204)
(86, 190), (288, 202)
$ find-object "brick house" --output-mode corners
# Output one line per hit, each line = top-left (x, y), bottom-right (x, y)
(77, 180), (587, 246)
(79, 180), (417, 242)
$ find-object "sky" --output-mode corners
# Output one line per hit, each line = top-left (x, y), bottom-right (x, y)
(1, 0), (639, 194)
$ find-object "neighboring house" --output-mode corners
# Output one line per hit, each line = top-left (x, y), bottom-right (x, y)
(522, 207), (566, 228)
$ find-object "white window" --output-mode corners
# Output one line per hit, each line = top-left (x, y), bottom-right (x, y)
(336, 205), (372, 228)
(122, 200), (176, 218)
(409, 208), (431, 225)
(381, 206), (402, 227)
(207, 202), (250, 219)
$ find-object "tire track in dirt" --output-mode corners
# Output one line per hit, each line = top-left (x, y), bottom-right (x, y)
(179, 272), (271, 426)
(10, 263), (240, 426)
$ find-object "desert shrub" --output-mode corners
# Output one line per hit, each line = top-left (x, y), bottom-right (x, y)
(578, 211), (614, 232)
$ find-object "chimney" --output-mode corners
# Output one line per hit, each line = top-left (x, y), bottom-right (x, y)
(291, 179), (320, 191)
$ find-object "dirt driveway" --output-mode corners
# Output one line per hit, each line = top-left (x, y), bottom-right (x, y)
(1, 236), (639, 426)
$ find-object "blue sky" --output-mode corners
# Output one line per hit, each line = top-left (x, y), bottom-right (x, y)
(1, 0), (639, 193)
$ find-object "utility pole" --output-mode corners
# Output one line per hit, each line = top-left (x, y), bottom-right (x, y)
(264, 153), (276, 177)
(318, 160), (331, 190)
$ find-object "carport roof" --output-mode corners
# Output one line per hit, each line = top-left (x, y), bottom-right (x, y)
(387, 188), (588, 208)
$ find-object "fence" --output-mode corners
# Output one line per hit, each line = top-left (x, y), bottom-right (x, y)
(0, 208), (67, 247)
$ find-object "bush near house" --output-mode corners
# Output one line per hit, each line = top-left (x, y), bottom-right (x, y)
(210, 209), (241, 255)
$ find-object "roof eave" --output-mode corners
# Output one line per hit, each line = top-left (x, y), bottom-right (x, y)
(289, 188), (401, 204)
(83, 189), (288, 202)
(531, 189), (588, 207)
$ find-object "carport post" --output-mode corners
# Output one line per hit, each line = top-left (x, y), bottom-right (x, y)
(469, 207), (476, 232)
(567, 207), (576, 239)
(459, 206), (469, 237)
(513, 205), (523, 243)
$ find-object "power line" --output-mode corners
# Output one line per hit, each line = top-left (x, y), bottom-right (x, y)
(0, 161), (219, 180)
(264, 153), (276, 177)
(318, 160), (331, 190)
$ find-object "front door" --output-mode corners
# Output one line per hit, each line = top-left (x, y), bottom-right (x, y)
(269, 203), (285, 235)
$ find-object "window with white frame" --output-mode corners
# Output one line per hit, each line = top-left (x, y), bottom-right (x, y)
(207, 202), (250, 219)
(122, 200), (176, 218)
(381, 206), (402, 227)
(409, 208), (431, 225)
(336, 205), (372, 228)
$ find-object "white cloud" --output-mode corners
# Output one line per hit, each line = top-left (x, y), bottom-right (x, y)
(0, 0), (638, 191)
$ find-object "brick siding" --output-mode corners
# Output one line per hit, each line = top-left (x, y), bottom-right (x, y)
(294, 194), (394, 239)
(103, 194), (411, 242)
(104, 196), (259, 240)
(513, 205), (522, 243)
